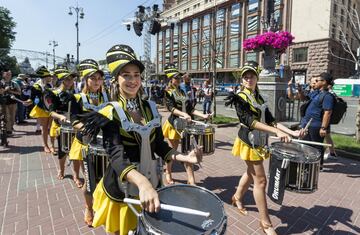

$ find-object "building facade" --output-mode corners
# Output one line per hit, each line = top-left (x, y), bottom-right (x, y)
(157, 0), (359, 83)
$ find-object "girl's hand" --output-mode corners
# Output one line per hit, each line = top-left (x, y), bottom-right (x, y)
(276, 130), (292, 143)
(138, 181), (160, 213)
(59, 115), (67, 123)
(182, 113), (192, 122)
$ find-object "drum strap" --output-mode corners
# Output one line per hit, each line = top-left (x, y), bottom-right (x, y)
(267, 158), (290, 205)
(109, 100), (162, 196)
(80, 92), (109, 111)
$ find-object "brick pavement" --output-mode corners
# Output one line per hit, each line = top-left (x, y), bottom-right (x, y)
(0, 109), (360, 235)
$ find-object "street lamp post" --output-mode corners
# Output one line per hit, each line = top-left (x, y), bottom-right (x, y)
(48, 40), (58, 69)
(68, 5), (84, 65)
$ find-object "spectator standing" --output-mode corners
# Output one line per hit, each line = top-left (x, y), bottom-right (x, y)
(0, 69), (21, 134)
(299, 73), (335, 169)
(14, 74), (28, 124)
(180, 73), (196, 108)
(202, 80), (213, 114)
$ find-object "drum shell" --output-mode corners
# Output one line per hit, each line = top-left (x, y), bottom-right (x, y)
(60, 126), (76, 153)
(181, 126), (215, 155)
(137, 184), (227, 235)
(270, 142), (321, 193)
(87, 144), (109, 182)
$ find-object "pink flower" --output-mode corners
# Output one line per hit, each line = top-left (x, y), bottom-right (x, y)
(243, 31), (294, 54)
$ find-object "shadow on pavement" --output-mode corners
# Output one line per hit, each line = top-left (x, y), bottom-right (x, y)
(274, 205), (360, 234)
(322, 160), (360, 177)
(0, 145), (43, 154)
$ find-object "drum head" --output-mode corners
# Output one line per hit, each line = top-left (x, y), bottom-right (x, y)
(143, 185), (226, 235)
(271, 142), (320, 162)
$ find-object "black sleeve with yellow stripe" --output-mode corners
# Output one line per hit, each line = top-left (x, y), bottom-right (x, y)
(70, 94), (84, 126)
(164, 89), (177, 113)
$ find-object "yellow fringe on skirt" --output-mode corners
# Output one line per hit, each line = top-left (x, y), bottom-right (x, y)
(92, 179), (139, 234)
(162, 120), (181, 140)
(69, 137), (86, 160)
(49, 120), (60, 138)
(232, 137), (269, 161)
(29, 105), (50, 118)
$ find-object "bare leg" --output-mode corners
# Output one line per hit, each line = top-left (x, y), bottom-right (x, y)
(73, 160), (83, 188)
(233, 170), (253, 209)
(82, 184), (94, 226)
(246, 160), (277, 235)
(58, 156), (66, 179)
(164, 139), (179, 185)
(38, 117), (50, 152)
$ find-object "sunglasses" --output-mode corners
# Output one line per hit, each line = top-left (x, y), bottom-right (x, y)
(315, 79), (325, 82)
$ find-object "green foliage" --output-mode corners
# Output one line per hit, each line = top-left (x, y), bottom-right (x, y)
(332, 134), (360, 153)
(211, 114), (238, 124)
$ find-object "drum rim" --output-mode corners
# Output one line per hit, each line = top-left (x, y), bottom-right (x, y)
(270, 142), (321, 162)
(141, 184), (226, 234)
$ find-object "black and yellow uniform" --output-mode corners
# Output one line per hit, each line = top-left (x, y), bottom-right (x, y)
(231, 87), (276, 161)
(86, 95), (174, 234)
(162, 84), (194, 140)
(29, 80), (52, 118)
(69, 91), (108, 161)
(48, 88), (75, 158)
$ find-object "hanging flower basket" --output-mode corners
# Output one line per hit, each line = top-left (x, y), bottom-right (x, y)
(243, 31), (294, 54)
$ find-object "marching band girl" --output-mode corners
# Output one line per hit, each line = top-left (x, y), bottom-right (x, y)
(162, 63), (210, 185)
(225, 61), (299, 235)
(68, 59), (109, 226)
(79, 45), (202, 235)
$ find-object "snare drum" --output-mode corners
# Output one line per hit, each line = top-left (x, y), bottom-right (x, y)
(270, 142), (321, 193)
(136, 184), (227, 235)
(60, 125), (76, 153)
(181, 124), (215, 155)
(87, 143), (109, 181)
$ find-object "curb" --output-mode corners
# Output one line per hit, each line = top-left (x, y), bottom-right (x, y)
(214, 122), (239, 128)
(336, 149), (360, 161)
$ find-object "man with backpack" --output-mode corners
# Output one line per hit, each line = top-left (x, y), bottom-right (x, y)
(299, 72), (336, 170)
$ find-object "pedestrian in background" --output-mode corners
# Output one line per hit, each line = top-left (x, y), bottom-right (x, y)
(202, 80), (213, 114)
(0, 68), (21, 134)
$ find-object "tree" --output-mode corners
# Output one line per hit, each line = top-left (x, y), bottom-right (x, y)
(0, 7), (16, 56)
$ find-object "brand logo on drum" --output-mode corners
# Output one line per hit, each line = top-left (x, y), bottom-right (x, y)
(272, 168), (281, 200)
(201, 219), (214, 229)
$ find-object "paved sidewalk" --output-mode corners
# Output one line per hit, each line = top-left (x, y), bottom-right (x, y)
(1, 113), (360, 234)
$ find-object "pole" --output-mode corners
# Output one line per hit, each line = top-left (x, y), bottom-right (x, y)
(76, 10), (79, 65)
(53, 47), (56, 69)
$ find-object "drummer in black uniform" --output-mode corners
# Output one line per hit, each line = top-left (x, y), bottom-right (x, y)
(78, 44), (202, 235)
(225, 61), (299, 235)
(46, 65), (76, 179)
(162, 63), (211, 185)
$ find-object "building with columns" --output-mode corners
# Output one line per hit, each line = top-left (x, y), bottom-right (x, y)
(157, 0), (359, 83)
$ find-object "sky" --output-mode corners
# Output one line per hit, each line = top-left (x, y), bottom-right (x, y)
(1, 0), (162, 66)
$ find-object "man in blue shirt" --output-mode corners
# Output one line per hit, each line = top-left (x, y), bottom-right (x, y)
(299, 72), (335, 170)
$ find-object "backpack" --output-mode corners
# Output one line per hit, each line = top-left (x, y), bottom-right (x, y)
(300, 91), (347, 124)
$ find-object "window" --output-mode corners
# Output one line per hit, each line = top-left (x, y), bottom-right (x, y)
(202, 43), (210, 56)
(202, 29), (210, 41)
(182, 22), (188, 33)
(230, 21), (240, 35)
(230, 38), (240, 51)
(331, 24), (336, 38)
(340, 9), (344, 23)
(216, 9), (225, 23)
(274, 0), (281, 6)
(333, 4), (338, 16)
(182, 35), (188, 45)
(203, 14), (210, 27)
(216, 56), (224, 68)
(216, 41), (224, 53)
(174, 25), (179, 36)
(158, 63), (163, 72)
(191, 59), (198, 70)
(274, 9), (281, 25)
(249, 0), (258, 13)
(216, 25), (224, 38)
(293, 48), (308, 62)
(192, 32), (199, 42)
(181, 47), (188, 59)
(203, 59), (210, 69)
(166, 29), (170, 38)
(192, 18), (199, 30)
(231, 3), (241, 18)
(191, 45), (198, 57)
(181, 60), (188, 70)
(229, 54), (239, 68)
(246, 52), (257, 62)
(247, 16), (258, 31)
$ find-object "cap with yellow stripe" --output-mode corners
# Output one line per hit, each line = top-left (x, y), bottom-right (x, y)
(106, 44), (145, 77)
(78, 59), (104, 79)
(54, 64), (77, 80)
(240, 61), (261, 78)
(35, 66), (51, 78)
(164, 63), (182, 79)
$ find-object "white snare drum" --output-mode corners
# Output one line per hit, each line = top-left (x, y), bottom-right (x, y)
(270, 142), (321, 193)
(181, 123), (215, 155)
(60, 125), (76, 153)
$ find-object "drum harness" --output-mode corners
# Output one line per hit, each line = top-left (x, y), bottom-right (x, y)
(109, 100), (163, 198)
(239, 91), (290, 169)
(79, 91), (109, 112)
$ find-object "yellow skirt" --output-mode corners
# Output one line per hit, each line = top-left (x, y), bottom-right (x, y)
(232, 137), (270, 161)
(29, 105), (50, 118)
(49, 120), (60, 138)
(92, 179), (139, 234)
(69, 137), (86, 160)
(162, 120), (181, 140)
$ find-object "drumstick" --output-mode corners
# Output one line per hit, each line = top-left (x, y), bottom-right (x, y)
(123, 198), (211, 218)
(179, 116), (207, 126)
(270, 136), (332, 147)
(10, 95), (25, 104)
